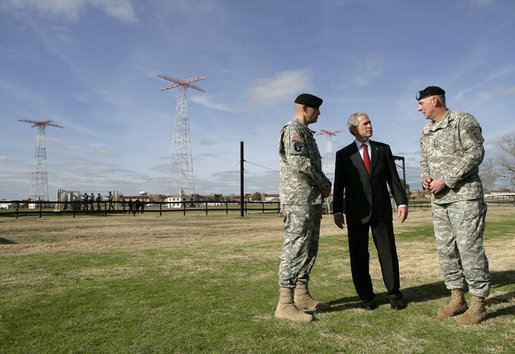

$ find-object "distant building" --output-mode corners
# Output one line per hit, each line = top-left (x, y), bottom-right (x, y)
(411, 190), (428, 199)
(0, 202), (15, 209)
(165, 194), (196, 208)
(124, 195), (149, 202)
(261, 193), (280, 202)
(198, 194), (223, 206)
(231, 194), (251, 203)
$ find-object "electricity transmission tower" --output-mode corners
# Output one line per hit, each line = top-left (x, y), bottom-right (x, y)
(315, 129), (344, 184)
(19, 119), (64, 201)
(158, 75), (206, 196)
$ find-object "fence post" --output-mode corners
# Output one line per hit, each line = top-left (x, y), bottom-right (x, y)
(183, 201), (186, 216)
(16, 201), (19, 219)
(205, 202), (208, 215)
(226, 201), (228, 215)
(39, 201), (42, 218)
(159, 202), (162, 216)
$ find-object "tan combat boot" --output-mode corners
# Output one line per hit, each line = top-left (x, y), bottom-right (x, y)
(275, 287), (313, 322)
(294, 281), (330, 313)
(437, 289), (468, 317)
(456, 296), (487, 325)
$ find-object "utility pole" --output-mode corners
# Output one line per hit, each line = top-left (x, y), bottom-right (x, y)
(240, 141), (244, 217)
(393, 155), (407, 193)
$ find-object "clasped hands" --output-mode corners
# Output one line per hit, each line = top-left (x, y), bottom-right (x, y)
(422, 176), (447, 195)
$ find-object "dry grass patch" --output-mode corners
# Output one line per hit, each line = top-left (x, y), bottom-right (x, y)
(0, 213), (286, 256)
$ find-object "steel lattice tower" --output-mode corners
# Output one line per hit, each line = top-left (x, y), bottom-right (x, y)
(158, 75), (206, 196)
(19, 120), (63, 201)
(315, 129), (344, 184)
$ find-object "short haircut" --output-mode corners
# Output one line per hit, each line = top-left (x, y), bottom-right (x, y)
(348, 113), (369, 136)
(435, 94), (446, 107)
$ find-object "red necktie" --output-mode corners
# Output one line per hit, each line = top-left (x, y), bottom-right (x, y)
(363, 143), (371, 174)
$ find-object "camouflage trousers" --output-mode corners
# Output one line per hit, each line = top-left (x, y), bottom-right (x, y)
(278, 204), (322, 288)
(432, 199), (490, 297)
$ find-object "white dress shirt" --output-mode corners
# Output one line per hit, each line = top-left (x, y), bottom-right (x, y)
(355, 139), (408, 210)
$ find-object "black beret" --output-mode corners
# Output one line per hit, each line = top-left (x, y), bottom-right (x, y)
(295, 93), (323, 108)
(416, 86), (445, 100)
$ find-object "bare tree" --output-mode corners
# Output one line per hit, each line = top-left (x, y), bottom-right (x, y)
(497, 133), (515, 187)
(479, 158), (500, 191)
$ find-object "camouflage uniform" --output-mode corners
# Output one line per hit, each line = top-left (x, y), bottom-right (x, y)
(278, 118), (330, 288)
(420, 110), (490, 297)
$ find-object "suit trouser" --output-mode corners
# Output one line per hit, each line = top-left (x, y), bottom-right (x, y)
(278, 204), (322, 288)
(347, 220), (402, 300)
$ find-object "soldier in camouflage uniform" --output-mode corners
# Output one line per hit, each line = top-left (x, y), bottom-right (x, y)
(275, 93), (332, 323)
(418, 86), (490, 325)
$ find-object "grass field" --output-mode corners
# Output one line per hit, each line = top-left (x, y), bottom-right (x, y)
(0, 207), (513, 352)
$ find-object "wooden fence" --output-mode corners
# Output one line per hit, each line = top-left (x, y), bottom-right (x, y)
(1, 199), (513, 219)
(0, 200), (281, 219)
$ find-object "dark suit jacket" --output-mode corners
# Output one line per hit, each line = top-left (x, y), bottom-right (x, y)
(333, 140), (407, 224)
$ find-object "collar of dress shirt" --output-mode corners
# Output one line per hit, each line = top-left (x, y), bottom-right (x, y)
(354, 139), (370, 149)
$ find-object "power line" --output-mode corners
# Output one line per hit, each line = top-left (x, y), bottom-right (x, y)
(244, 160), (279, 172)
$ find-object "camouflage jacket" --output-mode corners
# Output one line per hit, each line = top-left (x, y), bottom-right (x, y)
(420, 110), (485, 204)
(279, 118), (330, 205)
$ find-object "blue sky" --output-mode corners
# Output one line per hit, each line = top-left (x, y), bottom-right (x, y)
(1, 0), (514, 200)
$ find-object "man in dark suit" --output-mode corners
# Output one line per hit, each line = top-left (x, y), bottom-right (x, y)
(333, 113), (408, 310)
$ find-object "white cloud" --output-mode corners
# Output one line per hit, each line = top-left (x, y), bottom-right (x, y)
(89, 150), (120, 158)
(190, 95), (233, 112)
(249, 70), (313, 107)
(73, 92), (89, 103)
(491, 87), (515, 97)
(0, 155), (18, 163)
(1, 0), (137, 23)
(466, 0), (496, 7)
(487, 65), (515, 81)
(354, 57), (383, 87)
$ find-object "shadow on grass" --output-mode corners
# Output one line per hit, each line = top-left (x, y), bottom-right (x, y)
(327, 270), (514, 315)
(0, 237), (16, 244)
(487, 291), (515, 319)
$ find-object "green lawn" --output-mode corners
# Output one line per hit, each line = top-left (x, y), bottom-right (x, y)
(0, 207), (513, 352)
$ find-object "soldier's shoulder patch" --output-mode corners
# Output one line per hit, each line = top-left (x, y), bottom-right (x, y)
(467, 126), (484, 144)
(293, 135), (305, 144)
(461, 115), (484, 144)
(292, 142), (305, 154)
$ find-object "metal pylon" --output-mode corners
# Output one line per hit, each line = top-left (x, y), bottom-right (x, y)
(30, 125), (49, 201)
(170, 85), (195, 195)
(19, 119), (63, 201)
(315, 129), (344, 184)
(158, 75), (206, 196)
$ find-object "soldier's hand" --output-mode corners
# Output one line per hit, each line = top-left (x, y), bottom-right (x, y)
(429, 177), (447, 195)
(422, 176), (432, 192)
(334, 214), (345, 229)
(322, 183), (331, 198)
